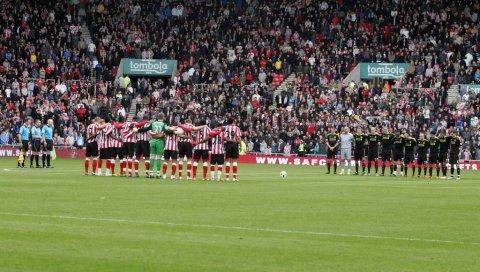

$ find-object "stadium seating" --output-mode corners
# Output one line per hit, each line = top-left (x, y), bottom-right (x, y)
(1, 0), (479, 159)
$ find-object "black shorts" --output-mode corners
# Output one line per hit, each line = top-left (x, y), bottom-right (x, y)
(31, 140), (41, 152)
(417, 153), (427, 165)
(86, 142), (99, 157)
(381, 148), (392, 161)
(194, 149), (209, 161)
(99, 148), (111, 159)
(404, 152), (415, 164)
(21, 140), (30, 152)
(326, 148), (337, 159)
(449, 152), (459, 164)
(122, 142), (135, 158)
(135, 141), (150, 159)
(225, 142), (239, 159)
(367, 148), (378, 161)
(393, 150), (404, 161)
(428, 153), (439, 164)
(164, 150), (178, 160)
(109, 147), (123, 159)
(43, 139), (53, 152)
(178, 142), (193, 159)
(438, 153), (447, 164)
(211, 153), (225, 165)
(354, 149), (364, 160)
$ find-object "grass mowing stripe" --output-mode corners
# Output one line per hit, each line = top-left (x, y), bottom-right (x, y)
(1, 211), (478, 246)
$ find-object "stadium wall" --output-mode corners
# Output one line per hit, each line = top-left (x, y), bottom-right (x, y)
(0, 147), (478, 171)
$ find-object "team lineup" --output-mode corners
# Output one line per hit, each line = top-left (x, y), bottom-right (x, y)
(325, 127), (463, 180)
(85, 114), (242, 181)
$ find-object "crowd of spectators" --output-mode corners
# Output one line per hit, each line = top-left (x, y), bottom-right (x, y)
(1, 0), (480, 159)
(0, 0), (130, 147)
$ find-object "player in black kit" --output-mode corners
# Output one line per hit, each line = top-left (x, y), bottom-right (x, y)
(380, 127), (394, 176)
(392, 131), (404, 177)
(427, 132), (440, 178)
(353, 127), (367, 175)
(416, 133), (429, 178)
(366, 127), (381, 176)
(403, 133), (416, 177)
(325, 127), (339, 174)
(437, 131), (449, 179)
(447, 130), (462, 180)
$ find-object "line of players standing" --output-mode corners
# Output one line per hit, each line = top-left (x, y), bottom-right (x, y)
(17, 117), (55, 168)
(325, 127), (463, 180)
(84, 114), (242, 181)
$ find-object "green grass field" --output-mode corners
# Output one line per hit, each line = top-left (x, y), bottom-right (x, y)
(0, 158), (479, 271)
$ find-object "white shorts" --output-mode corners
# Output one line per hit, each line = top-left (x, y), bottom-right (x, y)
(341, 148), (352, 160)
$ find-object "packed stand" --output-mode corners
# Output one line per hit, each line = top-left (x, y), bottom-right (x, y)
(0, 0), (131, 147)
(82, 0), (480, 159)
(2, 0), (480, 160)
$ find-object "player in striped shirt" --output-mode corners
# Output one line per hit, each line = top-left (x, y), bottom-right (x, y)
(195, 126), (226, 181)
(133, 116), (151, 177)
(109, 119), (124, 176)
(178, 119), (207, 180)
(224, 117), (242, 181)
(97, 118), (113, 176)
(121, 119), (136, 177)
(85, 117), (100, 175)
(161, 125), (191, 180)
(192, 120), (212, 181)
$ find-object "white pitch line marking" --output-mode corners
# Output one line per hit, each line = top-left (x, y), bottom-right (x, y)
(0, 211), (478, 246)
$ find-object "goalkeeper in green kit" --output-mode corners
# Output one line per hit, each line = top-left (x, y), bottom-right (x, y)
(147, 113), (171, 179)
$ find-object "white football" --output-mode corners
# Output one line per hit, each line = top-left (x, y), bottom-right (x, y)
(280, 171), (287, 178)
(175, 127), (184, 135)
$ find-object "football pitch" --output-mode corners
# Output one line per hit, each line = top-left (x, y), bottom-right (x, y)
(0, 158), (479, 271)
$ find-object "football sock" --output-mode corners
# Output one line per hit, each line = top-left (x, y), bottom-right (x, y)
(210, 165), (215, 179)
(203, 162), (208, 180)
(105, 159), (111, 172)
(42, 154), (46, 166)
(429, 166), (433, 176)
(85, 159), (89, 173)
(110, 159), (115, 175)
(156, 159), (161, 174)
(145, 160), (150, 176)
(128, 159), (133, 175)
(367, 163), (371, 174)
(362, 162), (366, 173)
(333, 162), (337, 173)
(178, 162), (183, 178)
(162, 162), (168, 176)
(405, 166), (408, 175)
(390, 164), (394, 175)
(381, 163), (386, 174)
(412, 166), (416, 176)
(327, 162), (331, 172)
(442, 166), (447, 176)
(92, 158), (97, 174)
(35, 155), (39, 166)
(355, 161), (359, 173)
(47, 154), (51, 166)
(451, 165), (454, 175)
(233, 162), (238, 179)
(187, 162), (192, 178)
(456, 165), (460, 176)
(192, 162), (198, 179)
(30, 154), (34, 166)
(226, 162), (231, 179)
(97, 159), (103, 170)
(171, 163), (177, 176)
(436, 167), (440, 177)
(374, 161), (378, 173)
(217, 165), (223, 179)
